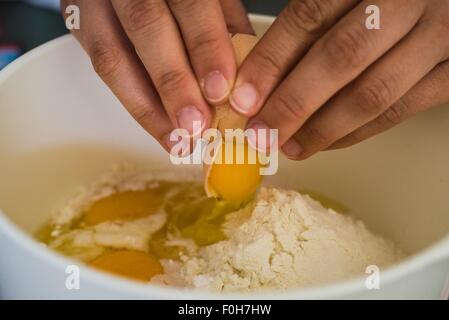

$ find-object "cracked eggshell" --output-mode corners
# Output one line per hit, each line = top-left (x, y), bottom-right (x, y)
(204, 34), (259, 198)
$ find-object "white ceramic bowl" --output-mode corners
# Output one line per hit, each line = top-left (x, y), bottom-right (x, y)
(1, 15), (449, 299)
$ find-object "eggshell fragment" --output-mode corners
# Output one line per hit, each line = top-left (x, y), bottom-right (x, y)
(204, 34), (259, 200)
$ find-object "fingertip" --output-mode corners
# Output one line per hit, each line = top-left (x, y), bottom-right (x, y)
(162, 133), (174, 153)
(201, 70), (232, 104)
(176, 105), (210, 138)
(229, 82), (259, 116)
(246, 118), (276, 154)
(281, 139), (304, 160)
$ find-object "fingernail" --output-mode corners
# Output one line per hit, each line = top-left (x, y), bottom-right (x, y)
(281, 139), (303, 159)
(246, 119), (274, 153)
(230, 83), (258, 115)
(202, 70), (229, 103)
(163, 133), (191, 157)
(177, 106), (205, 137)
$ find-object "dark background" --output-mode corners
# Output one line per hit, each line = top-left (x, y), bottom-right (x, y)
(0, 0), (289, 55)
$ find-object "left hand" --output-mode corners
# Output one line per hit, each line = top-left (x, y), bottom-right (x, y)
(229, 0), (449, 159)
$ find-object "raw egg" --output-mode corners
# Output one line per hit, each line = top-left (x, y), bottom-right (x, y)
(82, 189), (163, 226)
(207, 141), (262, 203)
(203, 34), (262, 203)
(89, 250), (162, 282)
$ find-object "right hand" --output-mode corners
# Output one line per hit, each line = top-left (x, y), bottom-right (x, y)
(61, 0), (254, 151)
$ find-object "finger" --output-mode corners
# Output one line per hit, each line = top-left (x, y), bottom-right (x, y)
(219, 0), (254, 35)
(167, 0), (235, 104)
(64, 0), (174, 151)
(328, 59), (449, 150)
(247, 0), (426, 150)
(284, 18), (449, 159)
(230, 0), (359, 116)
(111, 0), (211, 136)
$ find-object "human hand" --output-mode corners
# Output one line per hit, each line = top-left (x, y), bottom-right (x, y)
(62, 0), (253, 151)
(229, 0), (449, 159)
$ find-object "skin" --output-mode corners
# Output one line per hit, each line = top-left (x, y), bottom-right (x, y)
(61, 0), (254, 153)
(229, 0), (449, 159)
(63, 1), (449, 160)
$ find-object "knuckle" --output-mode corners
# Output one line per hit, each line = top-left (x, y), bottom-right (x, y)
(299, 124), (329, 146)
(131, 102), (159, 124)
(155, 69), (190, 93)
(321, 26), (370, 72)
(284, 0), (328, 35)
(354, 77), (395, 116)
(378, 100), (410, 127)
(89, 41), (122, 78)
(167, 0), (198, 11)
(276, 92), (309, 121)
(122, 0), (165, 34)
(255, 46), (285, 76)
(188, 29), (221, 58)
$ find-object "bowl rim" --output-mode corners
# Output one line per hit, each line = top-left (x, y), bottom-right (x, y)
(1, 14), (449, 299)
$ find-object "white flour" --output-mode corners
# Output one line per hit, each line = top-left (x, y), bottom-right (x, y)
(156, 187), (404, 292)
(48, 167), (404, 292)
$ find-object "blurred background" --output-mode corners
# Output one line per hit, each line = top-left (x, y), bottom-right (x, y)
(0, 0), (288, 70)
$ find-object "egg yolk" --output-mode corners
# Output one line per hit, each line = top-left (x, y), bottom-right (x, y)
(82, 189), (163, 226)
(89, 250), (162, 282)
(208, 141), (262, 203)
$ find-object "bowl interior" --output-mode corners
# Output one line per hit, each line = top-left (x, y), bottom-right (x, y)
(1, 16), (449, 261)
